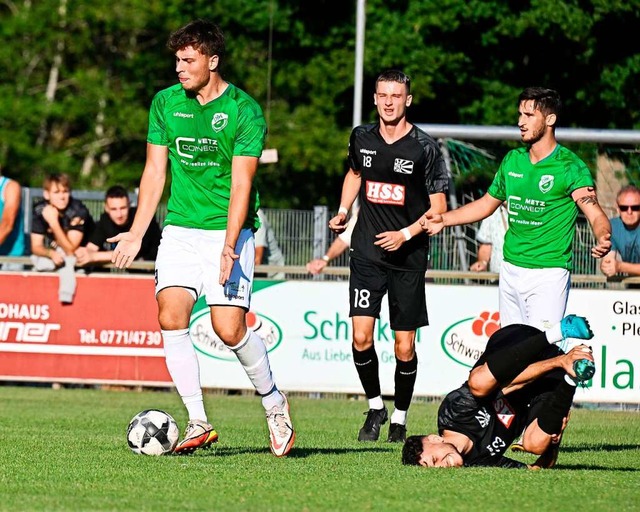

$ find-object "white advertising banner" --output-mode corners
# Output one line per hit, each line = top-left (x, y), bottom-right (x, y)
(190, 281), (640, 404)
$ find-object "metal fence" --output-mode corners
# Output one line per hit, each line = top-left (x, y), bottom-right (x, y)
(261, 205), (604, 287)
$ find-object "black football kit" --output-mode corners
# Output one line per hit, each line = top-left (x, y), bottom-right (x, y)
(347, 123), (448, 271)
(345, 121), (449, 418)
(438, 325), (566, 468)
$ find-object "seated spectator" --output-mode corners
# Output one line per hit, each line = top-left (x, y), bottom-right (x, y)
(75, 185), (161, 271)
(0, 168), (26, 271)
(600, 184), (640, 282)
(255, 208), (285, 279)
(30, 173), (94, 303)
(469, 202), (508, 274)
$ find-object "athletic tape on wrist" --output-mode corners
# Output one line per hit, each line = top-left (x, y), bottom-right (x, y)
(338, 206), (349, 216)
(401, 228), (412, 241)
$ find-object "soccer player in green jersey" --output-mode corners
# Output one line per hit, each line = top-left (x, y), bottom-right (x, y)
(109, 19), (294, 457)
(422, 87), (611, 332)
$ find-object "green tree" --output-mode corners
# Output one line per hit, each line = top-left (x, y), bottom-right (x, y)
(0, 0), (638, 207)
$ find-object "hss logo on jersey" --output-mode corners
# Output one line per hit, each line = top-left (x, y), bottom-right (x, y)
(493, 396), (515, 428)
(365, 180), (405, 205)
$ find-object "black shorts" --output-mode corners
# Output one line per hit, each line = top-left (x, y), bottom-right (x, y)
(479, 326), (566, 429)
(474, 323), (566, 412)
(349, 257), (428, 331)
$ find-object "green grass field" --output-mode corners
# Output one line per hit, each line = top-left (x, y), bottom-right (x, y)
(1, 385), (639, 511)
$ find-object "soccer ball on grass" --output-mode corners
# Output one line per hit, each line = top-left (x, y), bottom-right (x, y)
(127, 409), (180, 456)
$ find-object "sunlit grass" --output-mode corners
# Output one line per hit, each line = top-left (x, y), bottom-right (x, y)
(0, 386), (638, 511)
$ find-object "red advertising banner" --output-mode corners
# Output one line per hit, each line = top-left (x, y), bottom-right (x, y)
(0, 272), (171, 385)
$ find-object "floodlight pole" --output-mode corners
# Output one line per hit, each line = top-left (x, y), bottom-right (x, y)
(353, 0), (366, 128)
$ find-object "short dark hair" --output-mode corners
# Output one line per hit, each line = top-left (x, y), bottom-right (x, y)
(167, 19), (225, 65)
(105, 185), (129, 200)
(402, 435), (425, 465)
(376, 69), (411, 94)
(519, 87), (561, 121)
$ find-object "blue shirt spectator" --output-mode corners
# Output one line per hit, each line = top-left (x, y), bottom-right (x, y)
(0, 173), (26, 270)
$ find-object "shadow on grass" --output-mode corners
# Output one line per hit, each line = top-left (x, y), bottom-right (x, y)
(198, 445), (394, 458)
(561, 443), (640, 453)
(557, 464), (640, 471)
(286, 445), (394, 458)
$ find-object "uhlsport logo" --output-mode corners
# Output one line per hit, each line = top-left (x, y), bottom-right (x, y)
(440, 311), (500, 368)
(211, 112), (228, 132)
(189, 307), (282, 361)
(539, 174), (554, 193)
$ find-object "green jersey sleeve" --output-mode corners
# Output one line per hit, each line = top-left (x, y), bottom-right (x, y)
(564, 158), (594, 193)
(147, 91), (169, 146)
(487, 151), (513, 201)
(234, 99), (267, 157)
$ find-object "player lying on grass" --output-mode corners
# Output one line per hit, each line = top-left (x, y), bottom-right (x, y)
(402, 315), (595, 468)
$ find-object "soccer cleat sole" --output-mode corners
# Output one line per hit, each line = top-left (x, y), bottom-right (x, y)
(510, 442), (526, 453)
(173, 430), (219, 455)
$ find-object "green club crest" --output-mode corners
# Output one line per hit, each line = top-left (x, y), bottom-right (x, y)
(211, 112), (228, 132)
(539, 174), (554, 193)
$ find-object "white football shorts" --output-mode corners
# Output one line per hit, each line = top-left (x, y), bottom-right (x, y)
(155, 224), (255, 309)
(499, 261), (570, 331)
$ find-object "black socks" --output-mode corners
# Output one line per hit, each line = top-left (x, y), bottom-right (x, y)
(394, 355), (418, 411)
(352, 345), (381, 399)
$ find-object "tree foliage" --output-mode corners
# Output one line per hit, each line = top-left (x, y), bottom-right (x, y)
(0, 0), (639, 207)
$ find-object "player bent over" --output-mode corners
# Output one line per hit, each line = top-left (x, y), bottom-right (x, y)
(109, 20), (294, 457)
(402, 315), (595, 468)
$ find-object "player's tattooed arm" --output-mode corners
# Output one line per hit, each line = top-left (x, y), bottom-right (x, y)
(572, 186), (612, 259)
(576, 187), (599, 207)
